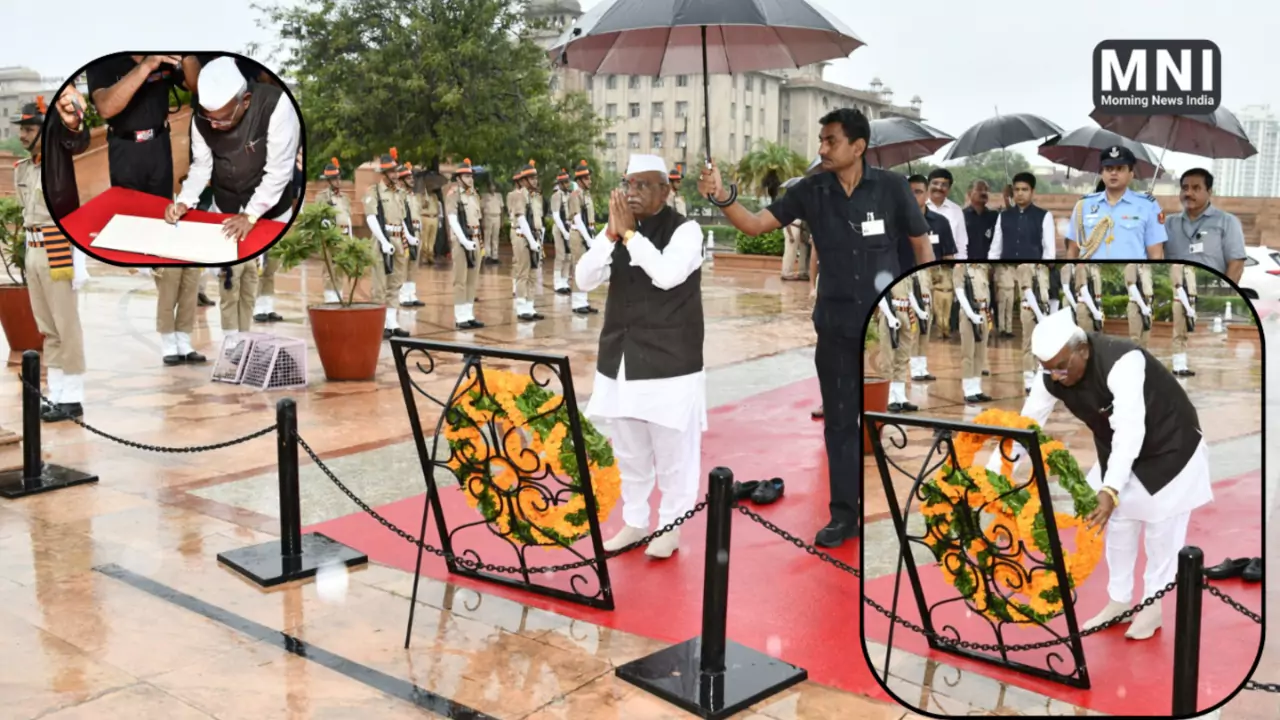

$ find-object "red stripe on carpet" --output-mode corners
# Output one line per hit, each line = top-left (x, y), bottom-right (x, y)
(306, 377), (875, 698)
(862, 470), (1263, 715)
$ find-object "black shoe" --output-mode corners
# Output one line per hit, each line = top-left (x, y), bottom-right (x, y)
(555, 287), (571, 295)
(253, 313), (269, 322)
(887, 402), (903, 413)
(1243, 557), (1263, 582)
(586, 306), (599, 314)
(41, 402), (83, 423)
(467, 319), (485, 329)
(912, 374), (936, 382)
(977, 393), (994, 402)
(982, 370), (991, 376)
(573, 307), (595, 316)
(392, 328), (410, 338)
(965, 394), (983, 403)
(1204, 557), (1252, 580)
(733, 480), (761, 500)
(751, 478), (785, 505)
(383, 329), (393, 340)
(815, 521), (858, 548)
(900, 401), (919, 412)
(268, 312), (284, 322)
(197, 293), (215, 307)
(184, 351), (208, 364)
(1175, 369), (1197, 377)
(1026, 387), (1032, 396)
(163, 354), (183, 366)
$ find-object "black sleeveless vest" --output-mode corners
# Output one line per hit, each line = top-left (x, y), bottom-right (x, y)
(597, 206), (704, 381)
(999, 204), (1048, 261)
(193, 82), (295, 218)
(1043, 333), (1201, 495)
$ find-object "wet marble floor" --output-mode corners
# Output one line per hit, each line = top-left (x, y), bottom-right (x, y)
(0, 258), (916, 719)
(861, 315), (1275, 718)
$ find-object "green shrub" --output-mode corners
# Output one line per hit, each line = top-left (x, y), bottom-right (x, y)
(734, 229), (785, 256)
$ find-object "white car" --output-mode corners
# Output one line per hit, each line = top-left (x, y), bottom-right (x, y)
(1238, 245), (1280, 305)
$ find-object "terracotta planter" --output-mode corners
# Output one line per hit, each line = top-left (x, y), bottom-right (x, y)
(863, 376), (890, 454)
(712, 252), (783, 273)
(308, 303), (385, 381)
(0, 284), (43, 355)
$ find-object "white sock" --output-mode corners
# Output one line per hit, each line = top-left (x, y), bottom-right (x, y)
(889, 382), (906, 404)
(161, 333), (179, 357)
(454, 304), (468, 324)
(1023, 371), (1035, 388)
(324, 289), (340, 303)
(61, 374), (84, 404)
(384, 307), (398, 330)
(47, 368), (64, 404)
(405, 281), (417, 300)
(176, 332), (195, 355)
(264, 295), (275, 314)
(571, 291), (588, 310)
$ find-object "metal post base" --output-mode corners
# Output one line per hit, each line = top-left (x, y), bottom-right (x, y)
(0, 464), (99, 499)
(615, 638), (808, 719)
(217, 532), (368, 588)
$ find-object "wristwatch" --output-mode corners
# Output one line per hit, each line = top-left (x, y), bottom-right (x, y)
(1100, 487), (1120, 506)
(245, 214), (260, 225)
(623, 230), (635, 244)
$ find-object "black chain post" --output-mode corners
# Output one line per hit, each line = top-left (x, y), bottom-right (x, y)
(699, 466), (733, 676)
(277, 399), (303, 574)
(0, 351), (98, 498)
(1171, 547), (1204, 716)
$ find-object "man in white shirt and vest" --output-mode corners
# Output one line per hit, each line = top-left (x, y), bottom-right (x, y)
(992, 309), (1212, 640)
(575, 154), (707, 560)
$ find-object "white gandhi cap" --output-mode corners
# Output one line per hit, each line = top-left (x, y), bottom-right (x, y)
(626, 154), (668, 176)
(1031, 309), (1083, 363)
(198, 57), (248, 111)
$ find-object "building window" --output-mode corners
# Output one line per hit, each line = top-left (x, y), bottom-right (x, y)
(606, 161), (617, 174)
(731, 103), (736, 119)
(746, 76), (753, 92)
(677, 75), (689, 87)
(676, 101), (689, 118)
(628, 133), (641, 149)
(652, 132), (663, 149)
(745, 105), (752, 125)
(651, 102), (664, 118)
(782, 119), (790, 135)
(676, 131), (688, 148)
(652, 76), (664, 88)
(586, 75), (593, 91)
(744, 135), (752, 152)
(606, 133), (617, 149)
(730, 133), (735, 152)
(822, 96), (829, 109)
(629, 75), (641, 89)
(759, 107), (765, 125)
(606, 103), (617, 119)
(629, 102), (641, 118)
(607, 75), (617, 89)
(760, 81), (766, 99)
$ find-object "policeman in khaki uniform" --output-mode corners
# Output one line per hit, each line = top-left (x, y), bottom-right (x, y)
(1124, 263), (1154, 349)
(508, 160), (545, 321)
(995, 265), (1017, 336)
(396, 163), (425, 307)
(955, 264), (993, 404)
(446, 159), (484, 330)
(480, 183), (503, 266)
(1170, 265), (1198, 376)
(149, 266), (207, 366)
(12, 92), (91, 424)
(567, 160), (599, 315)
(666, 162), (688, 215)
(1063, 264), (1104, 332)
(930, 264), (954, 340)
(363, 149), (410, 339)
(908, 267), (935, 381)
(419, 189), (441, 267)
(1017, 263), (1050, 393)
(877, 283), (918, 413)
(549, 168), (574, 295)
(313, 157), (352, 303)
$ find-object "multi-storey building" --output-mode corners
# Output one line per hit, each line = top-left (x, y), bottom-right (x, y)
(1214, 105), (1280, 198)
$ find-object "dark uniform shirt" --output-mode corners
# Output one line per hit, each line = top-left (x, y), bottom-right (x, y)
(767, 161), (929, 337)
(86, 54), (176, 133)
(924, 208), (958, 260)
(963, 206), (1000, 261)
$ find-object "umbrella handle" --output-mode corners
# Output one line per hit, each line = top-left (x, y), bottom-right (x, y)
(701, 25), (718, 201)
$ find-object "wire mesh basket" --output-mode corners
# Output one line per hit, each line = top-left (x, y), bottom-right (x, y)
(211, 332), (274, 384)
(240, 336), (309, 391)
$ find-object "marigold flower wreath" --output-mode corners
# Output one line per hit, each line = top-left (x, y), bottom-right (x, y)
(918, 409), (1104, 625)
(442, 369), (622, 549)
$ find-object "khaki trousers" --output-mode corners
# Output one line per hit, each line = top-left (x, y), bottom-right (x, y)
(959, 308), (990, 378)
(370, 235), (406, 307)
(932, 290), (953, 339)
(25, 245), (85, 374)
(512, 230), (538, 302)
(259, 254), (282, 297)
(1172, 300), (1191, 353)
(418, 218), (439, 266)
(1075, 301), (1093, 329)
(1128, 302), (1150, 349)
(782, 232), (810, 277)
(452, 229), (481, 305)
(155, 267), (200, 334)
(553, 227), (572, 285)
(482, 217), (501, 260)
(220, 262), (260, 332)
(1020, 307), (1039, 372)
(878, 311), (914, 382)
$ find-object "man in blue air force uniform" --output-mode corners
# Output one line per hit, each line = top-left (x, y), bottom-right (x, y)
(1065, 145), (1166, 260)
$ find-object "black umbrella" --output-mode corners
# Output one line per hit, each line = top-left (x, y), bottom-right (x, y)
(866, 117), (953, 169)
(1089, 105), (1257, 160)
(943, 112), (1063, 180)
(550, 0), (865, 170)
(1038, 126), (1165, 180)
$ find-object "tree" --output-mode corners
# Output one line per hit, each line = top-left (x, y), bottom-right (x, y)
(733, 141), (808, 202)
(891, 150), (1067, 205)
(252, 0), (606, 183)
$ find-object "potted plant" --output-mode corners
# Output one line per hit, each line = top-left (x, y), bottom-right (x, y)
(862, 320), (890, 453)
(271, 202), (380, 381)
(0, 197), (43, 359)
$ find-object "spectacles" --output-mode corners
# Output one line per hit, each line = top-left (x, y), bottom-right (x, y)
(199, 94), (246, 129)
(619, 179), (669, 192)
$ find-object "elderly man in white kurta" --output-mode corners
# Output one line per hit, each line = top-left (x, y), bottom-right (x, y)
(991, 309), (1212, 639)
(575, 154), (707, 560)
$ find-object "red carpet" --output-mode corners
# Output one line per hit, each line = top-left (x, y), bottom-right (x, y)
(58, 187), (286, 266)
(306, 378), (875, 698)
(863, 470), (1263, 715)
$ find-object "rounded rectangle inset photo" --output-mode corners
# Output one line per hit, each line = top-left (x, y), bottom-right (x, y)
(26, 52), (304, 269)
(861, 260), (1265, 717)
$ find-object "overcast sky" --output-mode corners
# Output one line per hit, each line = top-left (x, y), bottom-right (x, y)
(7, 0), (1273, 174)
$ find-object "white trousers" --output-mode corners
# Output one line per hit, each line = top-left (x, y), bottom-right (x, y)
(1105, 510), (1191, 604)
(610, 417), (701, 529)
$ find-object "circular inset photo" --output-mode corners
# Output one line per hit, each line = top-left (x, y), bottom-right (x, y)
(29, 52), (304, 269)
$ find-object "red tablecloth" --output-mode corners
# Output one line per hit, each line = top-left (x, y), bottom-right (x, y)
(58, 187), (288, 267)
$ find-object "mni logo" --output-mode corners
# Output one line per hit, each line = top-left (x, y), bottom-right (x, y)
(1092, 40), (1221, 114)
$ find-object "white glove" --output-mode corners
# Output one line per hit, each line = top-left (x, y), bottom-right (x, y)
(956, 288), (983, 325)
(1062, 288), (1077, 308)
(321, 219), (332, 228)
(137, 267), (153, 279)
(1128, 283), (1151, 316)
(527, 235), (541, 252)
(1177, 286), (1195, 316)
(406, 233), (420, 247)
(1081, 286), (1103, 321)
(878, 298), (901, 330)
(572, 216), (596, 249)
(908, 293), (929, 322)
(1023, 288), (1045, 321)
(459, 237), (477, 252)
(379, 238), (395, 254)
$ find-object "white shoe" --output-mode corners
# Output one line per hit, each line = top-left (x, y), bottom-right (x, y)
(603, 525), (649, 552)
(1083, 600), (1131, 631)
(645, 528), (681, 559)
(1124, 604), (1162, 640)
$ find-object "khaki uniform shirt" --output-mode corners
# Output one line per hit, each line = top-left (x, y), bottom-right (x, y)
(1170, 264), (1197, 295)
(448, 188), (482, 239)
(14, 159), (52, 228)
(423, 193), (440, 222)
(956, 263), (990, 304)
(667, 193), (687, 215)
(1017, 264), (1051, 305)
(1124, 263), (1153, 297)
(567, 187), (595, 237)
(363, 181), (406, 232)
(481, 191), (503, 219)
(931, 263), (954, 291)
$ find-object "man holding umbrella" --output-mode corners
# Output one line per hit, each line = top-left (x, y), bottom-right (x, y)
(1065, 146), (1166, 260)
(700, 107), (932, 547)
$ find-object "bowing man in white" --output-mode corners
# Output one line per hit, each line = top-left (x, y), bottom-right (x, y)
(575, 154), (707, 560)
(990, 309), (1212, 640)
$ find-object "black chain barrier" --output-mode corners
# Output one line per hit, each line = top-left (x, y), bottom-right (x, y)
(20, 376), (275, 453)
(1245, 680), (1280, 693)
(1203, 582), (1262, 624)
(734, 503), (859, 578)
